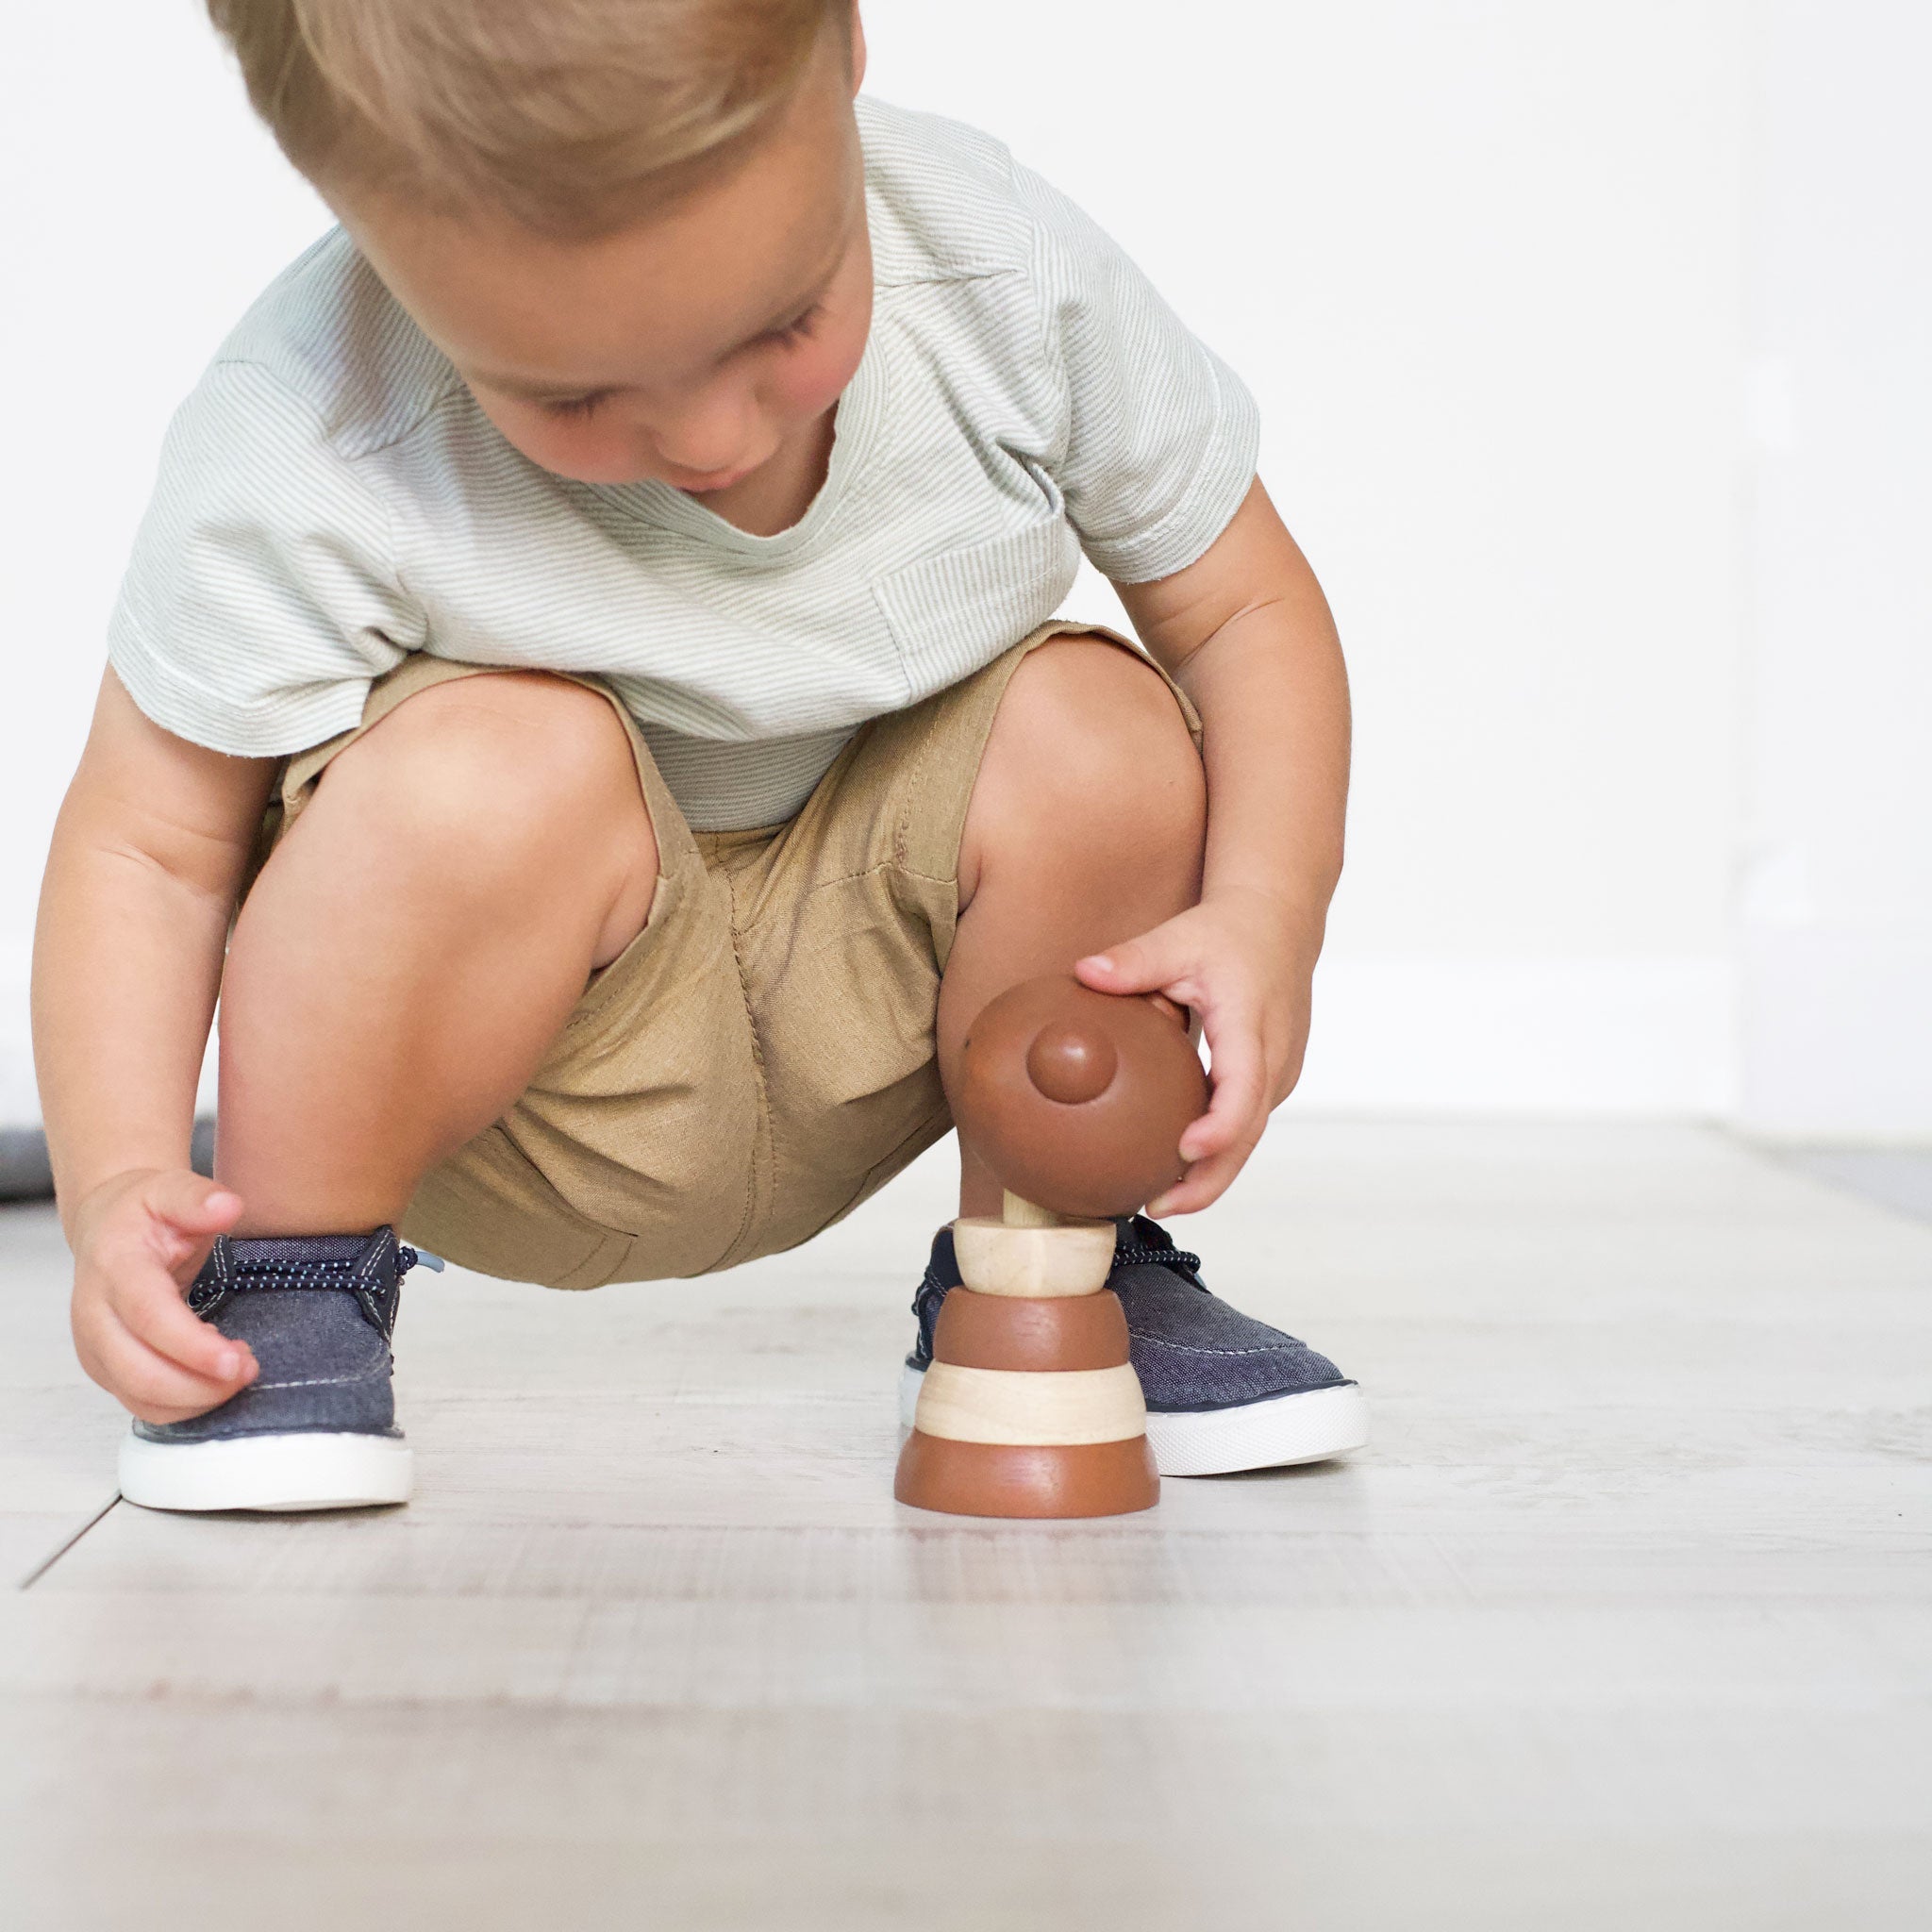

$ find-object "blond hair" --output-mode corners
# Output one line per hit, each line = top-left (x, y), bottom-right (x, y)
(208, 0), (848, 234)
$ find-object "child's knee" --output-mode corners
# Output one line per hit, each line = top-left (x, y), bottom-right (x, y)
(981, 637), (1206, 855)
(300, 672), (657, 896)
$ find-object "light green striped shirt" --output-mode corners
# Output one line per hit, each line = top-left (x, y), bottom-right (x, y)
(109, 98), (1258, 830)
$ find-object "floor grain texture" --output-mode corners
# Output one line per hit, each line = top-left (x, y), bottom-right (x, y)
(3, 1121), (1928, 1929)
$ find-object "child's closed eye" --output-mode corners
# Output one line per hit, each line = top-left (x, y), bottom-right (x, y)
(542, 391), (610, 421)
(533, 302), (823, 423)
(762, 303), (824, 349)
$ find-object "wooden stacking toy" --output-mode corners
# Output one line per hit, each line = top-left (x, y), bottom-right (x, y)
(894, 974), (1209, 1518)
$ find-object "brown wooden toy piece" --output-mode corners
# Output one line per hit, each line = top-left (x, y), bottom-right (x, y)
(894, 974), (1210, 1519)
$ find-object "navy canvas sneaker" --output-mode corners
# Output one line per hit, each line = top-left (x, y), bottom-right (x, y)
(117, 1227), (429, 1513)
(900, 1215), (1368, 1475)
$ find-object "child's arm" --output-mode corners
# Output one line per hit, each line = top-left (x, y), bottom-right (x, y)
(33, 671), (275, 1419)
(1083, 478), (1349, 1213)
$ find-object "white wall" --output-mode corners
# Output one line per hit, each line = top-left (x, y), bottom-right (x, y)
(1, 5), (334, 1122)
(0, 2), (1918, 1129)
(868, 0), (1752, 1114)
(1737, 0), (1932, 1139)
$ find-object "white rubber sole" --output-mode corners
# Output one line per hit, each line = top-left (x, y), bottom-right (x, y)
(897, 1363), (1367, 1477)
(118, 1429), (413, 1514)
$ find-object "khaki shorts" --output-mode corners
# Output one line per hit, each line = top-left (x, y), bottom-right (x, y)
(263, 621), (1199, 1290)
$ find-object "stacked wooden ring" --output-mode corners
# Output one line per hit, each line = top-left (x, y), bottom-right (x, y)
(894, 974), (1208, 1520)
(894, 1205), (1155, 1516)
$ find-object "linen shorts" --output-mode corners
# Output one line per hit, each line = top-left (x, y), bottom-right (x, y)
(260, 621), (1199, 1291)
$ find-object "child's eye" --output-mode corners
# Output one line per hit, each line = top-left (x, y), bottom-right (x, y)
(766, 304), (824, 349)
(542, 391), (609, 421)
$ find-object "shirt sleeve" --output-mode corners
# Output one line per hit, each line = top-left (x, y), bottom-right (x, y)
(108, 358), (424, 756)
(1014, 166), (1261, 586)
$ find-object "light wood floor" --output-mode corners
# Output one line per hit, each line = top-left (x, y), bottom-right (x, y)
(4, 1123), (1928, 1930)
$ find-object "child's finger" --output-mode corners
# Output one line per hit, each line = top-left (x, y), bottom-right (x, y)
(1147, 1125), (1262, 1217)
(113, 1259), (257, 1386)
(79, 1305), (251, 1424)
(143, 1171), (244, 1242)
(1178, 1016), (1266, 1163)
(1075, 932), (1193, 999)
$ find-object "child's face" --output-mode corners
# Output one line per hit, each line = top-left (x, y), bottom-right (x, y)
(341, 30), (870, 495)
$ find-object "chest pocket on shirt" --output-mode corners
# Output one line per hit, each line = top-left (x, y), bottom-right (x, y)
(873, 516), (1083, 700)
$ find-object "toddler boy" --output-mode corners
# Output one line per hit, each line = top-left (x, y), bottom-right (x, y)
(34, 0), (1365, 1510)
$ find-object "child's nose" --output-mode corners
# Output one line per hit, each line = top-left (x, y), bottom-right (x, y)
(651, 391), (758, 477)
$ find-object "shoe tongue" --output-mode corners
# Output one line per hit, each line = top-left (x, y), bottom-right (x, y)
(228, 1233), (375, 1268)
(222, 1231), (401, 1290)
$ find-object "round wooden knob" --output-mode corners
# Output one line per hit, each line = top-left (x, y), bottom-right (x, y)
(1025, 1022), (1118, 1105)
(953, 974), (1208, 1218)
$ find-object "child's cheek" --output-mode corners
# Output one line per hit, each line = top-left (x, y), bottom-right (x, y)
(494, 418), (641, 486)
(473, 395), (651, 485)
(779, 324), (869, 424)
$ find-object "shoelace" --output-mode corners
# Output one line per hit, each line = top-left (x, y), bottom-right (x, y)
(1112, 1234), (1203, 1278)
(187, 1237), (441, 1337)
(225, 1245), (437, 1291)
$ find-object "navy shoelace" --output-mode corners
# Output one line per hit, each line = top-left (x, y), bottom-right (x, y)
(226, 1245), (441, 1290)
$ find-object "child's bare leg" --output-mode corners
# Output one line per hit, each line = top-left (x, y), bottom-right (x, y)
(216, 673), (658, 1234)
(941, 637), (1207, 1218)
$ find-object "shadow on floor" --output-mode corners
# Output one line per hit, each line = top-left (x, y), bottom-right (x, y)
(1779, 1147), (1932, 1225)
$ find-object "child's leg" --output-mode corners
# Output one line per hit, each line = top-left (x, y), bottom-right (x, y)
(941, 636), (1207, 1218)
(216, 672), (659, 1234)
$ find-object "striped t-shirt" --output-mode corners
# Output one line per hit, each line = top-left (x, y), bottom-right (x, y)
(108, 96), (1259, 831)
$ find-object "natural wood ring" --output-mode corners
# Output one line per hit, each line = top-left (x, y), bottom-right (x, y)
(912, 1363), (1145, 1446)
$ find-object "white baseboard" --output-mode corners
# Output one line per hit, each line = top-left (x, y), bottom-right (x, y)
(1739, 925), (1932, 1140)
(1291, 955), (1737, 1116)
(0, 952), (1740, 1132)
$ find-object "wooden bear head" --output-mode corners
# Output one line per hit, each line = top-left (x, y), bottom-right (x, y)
(953, 974), (1209, 1218)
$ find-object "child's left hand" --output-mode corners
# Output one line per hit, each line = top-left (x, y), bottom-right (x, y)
(1075, 885), (1319, 1215)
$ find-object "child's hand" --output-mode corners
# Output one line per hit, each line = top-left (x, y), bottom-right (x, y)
(1076, 887), (1319, 1214)
(69, 1169), (255, 1423)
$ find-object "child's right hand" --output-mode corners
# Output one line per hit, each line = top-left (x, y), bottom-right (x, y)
(69, 1169), (257, 1424)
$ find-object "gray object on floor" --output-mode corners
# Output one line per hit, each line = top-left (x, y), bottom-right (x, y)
(0, 1116), (216, 1203)
(0, 1127), (53, 1203)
